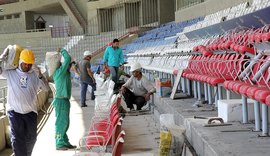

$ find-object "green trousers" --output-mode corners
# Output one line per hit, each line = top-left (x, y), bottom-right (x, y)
(53, 98), (71, 148)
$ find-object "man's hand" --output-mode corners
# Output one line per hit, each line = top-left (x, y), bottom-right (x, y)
(57, 48), (61, 52)
(144, 92), (152, 101)
(0, 46), (10, 61)
(120, 86), (126, 94)
(32, 65), (42, 77)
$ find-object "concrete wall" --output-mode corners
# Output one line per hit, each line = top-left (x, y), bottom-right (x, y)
(125, 2), (140, 28)
(0, 17), (24, 34)
(33, 14), (69, 28)
(158, 0), (175, 24)
(0, 31), (51, 53)
(141, 0), (158, 25)
(87, 0), (119, 21)
(72, 0), (88, 21)
(25, 11), (34, 30)
(0, 0), (57, 15)
(175, 0), (253, 22)
(113, 5), (125, 30)
(0, 31), (50, 40)
(0, 0), (58, 32)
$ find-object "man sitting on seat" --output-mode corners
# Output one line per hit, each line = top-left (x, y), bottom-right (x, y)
(120, 62), (155, 111)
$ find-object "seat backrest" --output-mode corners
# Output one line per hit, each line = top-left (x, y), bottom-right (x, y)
(108, 80), (115, 90)
(238, 53), (264, 82)
(99, 78), (110, 90)
(252, 56), (270, 87)
(112, 131), (125, 156)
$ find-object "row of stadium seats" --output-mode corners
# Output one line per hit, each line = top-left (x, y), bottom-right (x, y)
(124, 1), (270, 137)
(75, 76), (125, 155)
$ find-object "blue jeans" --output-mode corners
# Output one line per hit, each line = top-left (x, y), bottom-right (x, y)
(81, 81), (96, 106)
(109, 66), (118, 90)
(8, 110), (37, 156)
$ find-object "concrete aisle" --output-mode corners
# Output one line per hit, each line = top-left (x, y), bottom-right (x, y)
(32, 86), (95, 156)
(31, 86), (159, 156)
(122, 115), (159, 156)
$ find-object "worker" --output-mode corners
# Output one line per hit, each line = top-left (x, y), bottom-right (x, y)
(120, 62), (155, 111)
(103, 38), (124, 93)
(52, 48), (76, 150)
(0, 47), (49, 156)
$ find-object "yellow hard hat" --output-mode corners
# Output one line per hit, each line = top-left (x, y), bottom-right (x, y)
(20, 49), (35, 64)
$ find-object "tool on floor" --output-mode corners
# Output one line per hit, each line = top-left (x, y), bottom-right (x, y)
(204, 117), (232, 127)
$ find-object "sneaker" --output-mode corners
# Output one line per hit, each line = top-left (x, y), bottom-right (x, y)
(81, 104), (88, 107)
(141, 103), (149, 110)
(56, 146), (68, 151)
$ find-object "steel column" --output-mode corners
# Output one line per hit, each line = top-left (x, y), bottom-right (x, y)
(242, 96), (248, 124)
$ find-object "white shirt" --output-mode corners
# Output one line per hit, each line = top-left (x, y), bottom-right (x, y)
(1, 68), (48, 114)
(123, 74), (156, 96)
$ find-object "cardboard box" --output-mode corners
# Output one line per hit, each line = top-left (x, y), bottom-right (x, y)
(156, 79), (172, 97)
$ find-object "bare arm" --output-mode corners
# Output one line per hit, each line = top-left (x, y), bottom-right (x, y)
(87, 67), (95, 83)
(72, 64), (80, 76)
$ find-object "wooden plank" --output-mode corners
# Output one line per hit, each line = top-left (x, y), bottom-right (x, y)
(170, 69), (183, 99)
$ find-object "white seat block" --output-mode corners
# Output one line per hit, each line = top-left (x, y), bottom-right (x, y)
(218, 99), (255, 122)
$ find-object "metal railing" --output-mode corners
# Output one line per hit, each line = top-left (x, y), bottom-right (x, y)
(0, 86), (7, 115)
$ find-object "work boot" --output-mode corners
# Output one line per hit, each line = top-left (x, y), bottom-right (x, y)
(66, 144), (77, 149)
(56, 146), (68, 151)
(81, 104), (88, 107)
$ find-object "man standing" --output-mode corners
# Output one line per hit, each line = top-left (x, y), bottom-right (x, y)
(120, 62), (155, 111)
(103, 38), (124, 92)
(76, 50), (96, 107)
(53, 48), (76, 150)
(0, 48), (49, 156)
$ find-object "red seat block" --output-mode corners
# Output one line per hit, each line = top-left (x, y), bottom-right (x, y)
(254, 89), (270, 103)
(246, 87), (264, 99)
(265, 95), (270, 106)
(238, 84), (253, 96)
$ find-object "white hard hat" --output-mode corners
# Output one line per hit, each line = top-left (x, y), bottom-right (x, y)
(130, 62), (141, 72)
(84, 51), (92, 56)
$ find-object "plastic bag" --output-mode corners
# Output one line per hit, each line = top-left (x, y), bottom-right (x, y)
(159, 114), (186, 156)
(1, 45), (22, 70)
(45, 52), (61, 77)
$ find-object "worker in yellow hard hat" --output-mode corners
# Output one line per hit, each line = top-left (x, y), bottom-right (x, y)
(0, 47), (49, 156)
(19, 49), (35, 72)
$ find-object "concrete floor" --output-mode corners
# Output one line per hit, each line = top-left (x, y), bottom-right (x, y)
(154, 94), (270, 156)
(1, 86), (159, 156)
(3, 81), (270, 156)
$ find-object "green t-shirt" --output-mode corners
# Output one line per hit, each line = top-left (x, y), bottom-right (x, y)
(118, 69), (125, 79)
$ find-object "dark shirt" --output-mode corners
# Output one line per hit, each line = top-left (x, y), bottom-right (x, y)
(78, 59), (93, 83)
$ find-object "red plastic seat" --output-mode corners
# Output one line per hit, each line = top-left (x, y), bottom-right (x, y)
(262, 32), (270, 42)
(265, 95), (270, 106)
(254, 88), (270, 103)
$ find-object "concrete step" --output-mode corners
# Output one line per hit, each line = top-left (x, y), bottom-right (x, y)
(154, 95), (270, 156)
